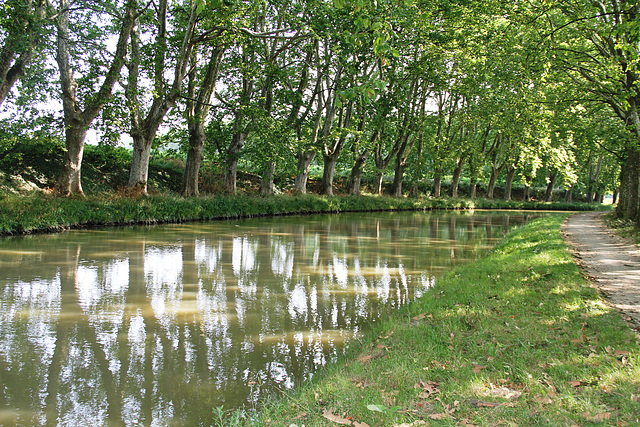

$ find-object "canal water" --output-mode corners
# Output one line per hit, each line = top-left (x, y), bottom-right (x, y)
(0, 211), (537, 425)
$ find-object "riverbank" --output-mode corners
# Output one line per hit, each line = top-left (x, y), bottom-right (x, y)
(0, 192), (607, 236)
(241, 214), (639, 426)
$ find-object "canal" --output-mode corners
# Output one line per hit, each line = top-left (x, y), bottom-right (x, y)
(0, 210), (538, 425)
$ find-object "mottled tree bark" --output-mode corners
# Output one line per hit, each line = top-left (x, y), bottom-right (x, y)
(504, 165), (516, 201)
(450, 157), (465, 198)
(347, 149), (368, 195)
(260, 161), (276, 195)
(293, 151), (315, 194)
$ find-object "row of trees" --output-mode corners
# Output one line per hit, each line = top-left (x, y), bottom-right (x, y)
(0, 0), (638, 219)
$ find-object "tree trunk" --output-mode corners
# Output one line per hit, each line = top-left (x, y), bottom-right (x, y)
(524, 185), (531, 201)
(181, 46), (224, 197)
(504, 166), (516, 201)
(127, 134), (153, 193)
(544, 172), (558, 202)
(391, 160), (405, 197)
(565, 185), (574, 202)
(594, 191), (603, 203)
(293, 150), (315, 194)
(347, 149), (368, 195)
(321, 154), (338, 196)
(56, 123), (87, 195)
(224, 131), (246, 194)
(260, 161), (275, 195)
(486, 166), (501, 200)
(373, 172), (384, 195)
(433, 169), (443, 197)
(468, 155), (479, 199)
(469, 180), (477, 199)
(616, 146), (640, 220)
(181, 123), (205, 197)
(450, 157), (465, 198)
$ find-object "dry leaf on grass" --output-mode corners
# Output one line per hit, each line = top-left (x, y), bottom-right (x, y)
(568, 380), (582, 388)
(468, 399), (499, 408)
(393, 422), (428, 427)
(357, 349), (386, 364)
(483, 386), (521, 400)
(581, 412), (612, 421)
(290, 412), (307, 421)
(427, 412), (450, 420)
(322, 409), (370, 427)
(534, 395), (553, 405)
(415, 380), (440, 398)
(472, 363), (486, 373)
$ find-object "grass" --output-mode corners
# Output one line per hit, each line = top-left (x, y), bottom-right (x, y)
(0, 192), (609, 236)
(226, 214), (640, 426)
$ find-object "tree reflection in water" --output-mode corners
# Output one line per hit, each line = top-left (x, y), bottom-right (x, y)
(0, 211), (535, 425)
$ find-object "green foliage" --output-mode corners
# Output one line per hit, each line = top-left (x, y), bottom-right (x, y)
(0, 128), (64, 188)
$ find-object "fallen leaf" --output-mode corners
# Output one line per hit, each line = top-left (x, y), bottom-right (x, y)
(427, 413), (449, 420)
(322, 409), (370, 427)
(393, 422), (428, 427)
(615, 350), (630, 356)
(376, 343), (387, 349)
(483, 386), (521, 400)
(581, 412), (611, 421)
(458, 418), (478, 427)
(412, 313), (426, 321)
(472, 363), (486, 373)
(468, 399), (499, 408)
(534, 395), (553, 404)
(290, 412), (307, 421)
(357, 354), (372, 364)
(568, 380), (582, 388)
(322, 409), (350, 424)
(415, 380), (440, 397)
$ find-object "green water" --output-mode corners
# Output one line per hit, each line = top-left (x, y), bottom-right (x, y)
(0, 211), (536, 425)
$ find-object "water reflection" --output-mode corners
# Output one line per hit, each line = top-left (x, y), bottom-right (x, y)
(0, 211), (536, 425)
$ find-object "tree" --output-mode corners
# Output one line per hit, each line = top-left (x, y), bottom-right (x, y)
(542, 0), (640, 219)
(125, 0), (198, 194)
(54, 0), (136, 195)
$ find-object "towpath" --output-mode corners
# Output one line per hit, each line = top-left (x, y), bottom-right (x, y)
(562, 211), (640, 331)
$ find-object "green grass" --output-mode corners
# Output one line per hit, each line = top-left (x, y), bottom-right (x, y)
(0, 192), (609, 235)
(230, 215), (639, 426)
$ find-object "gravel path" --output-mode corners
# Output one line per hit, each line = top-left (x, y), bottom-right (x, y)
(562, 211), (640, 331)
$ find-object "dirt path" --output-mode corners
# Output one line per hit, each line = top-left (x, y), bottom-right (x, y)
(562, 211), (640, 332)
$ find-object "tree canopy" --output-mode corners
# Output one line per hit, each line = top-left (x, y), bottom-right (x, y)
(0, 0), (637, 220)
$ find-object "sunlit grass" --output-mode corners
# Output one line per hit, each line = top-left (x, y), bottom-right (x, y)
(238, 215), (640, 427)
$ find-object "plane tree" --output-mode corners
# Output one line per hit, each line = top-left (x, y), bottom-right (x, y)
(53, 0), (136, 195)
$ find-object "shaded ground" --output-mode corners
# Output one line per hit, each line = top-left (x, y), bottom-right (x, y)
(563, 211), (640, 332)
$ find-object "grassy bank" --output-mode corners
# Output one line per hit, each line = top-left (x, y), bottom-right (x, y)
(232, 215), (638, 426)
(0, 192), (608, 235)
